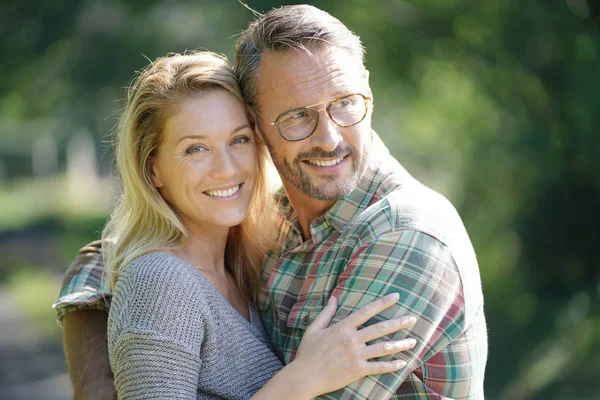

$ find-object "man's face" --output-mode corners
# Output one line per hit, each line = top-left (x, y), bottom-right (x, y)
(255, 46), (373, 202)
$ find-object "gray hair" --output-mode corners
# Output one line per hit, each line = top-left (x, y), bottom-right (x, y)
(234, 4), (365, 111)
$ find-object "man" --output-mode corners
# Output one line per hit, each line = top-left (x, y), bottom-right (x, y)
(55, 5), (487, 399)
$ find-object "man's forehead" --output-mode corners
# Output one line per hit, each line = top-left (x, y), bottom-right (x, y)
(256, 46), (365, 101)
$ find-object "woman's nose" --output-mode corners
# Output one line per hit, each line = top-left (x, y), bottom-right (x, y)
(210, 149), (238, 179)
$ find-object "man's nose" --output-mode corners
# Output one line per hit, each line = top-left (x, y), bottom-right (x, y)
(309, 112), (343, 152)
(211, 149), (237, 179)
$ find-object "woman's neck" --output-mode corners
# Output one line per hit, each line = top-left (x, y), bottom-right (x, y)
(173, 220), (229, 277)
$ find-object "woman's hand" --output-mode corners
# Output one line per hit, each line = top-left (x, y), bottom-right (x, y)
(290, 293), (416, 398)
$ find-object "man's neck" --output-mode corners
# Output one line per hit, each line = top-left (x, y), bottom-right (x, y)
(282, 182), (335, 241)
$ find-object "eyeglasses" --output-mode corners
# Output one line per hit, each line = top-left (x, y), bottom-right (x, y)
(267, 93), (371, 142)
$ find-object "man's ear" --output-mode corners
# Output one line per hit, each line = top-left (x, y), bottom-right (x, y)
(363, 69), (373, 99)
(147, 156), (164, 189)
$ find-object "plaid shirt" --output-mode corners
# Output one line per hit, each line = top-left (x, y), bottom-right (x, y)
(54, 134), (487, 399)
(258, 136), (487, 399)
(53, 240), (112, 323)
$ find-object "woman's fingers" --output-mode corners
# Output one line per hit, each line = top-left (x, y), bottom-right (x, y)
(307, 296), (338, 331)
(356, 316), (416, 343)
(361, 338), (417, 360)
(338, 293), (400, 329)
(363, 359), (408, 375)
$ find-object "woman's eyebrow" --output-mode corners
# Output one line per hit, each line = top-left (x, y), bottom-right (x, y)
(176, 134), (208, 145)
(230, 123), (251, 135)
(175, 124), (251, 145)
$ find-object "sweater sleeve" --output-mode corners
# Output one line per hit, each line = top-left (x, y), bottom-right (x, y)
(108, 254), (206, 400)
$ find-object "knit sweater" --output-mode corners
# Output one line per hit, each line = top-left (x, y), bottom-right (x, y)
(107, 252), (284, 399)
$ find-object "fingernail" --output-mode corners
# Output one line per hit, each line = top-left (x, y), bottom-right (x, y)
(395, 360), (407, 369)
(407, 338), (417, 347)
(388, 292), (400, 301)
(406, 316), (417, 325)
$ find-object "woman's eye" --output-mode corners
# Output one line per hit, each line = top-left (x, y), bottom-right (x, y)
(231, 135), (251, 145)
(185, 144), (207, 154)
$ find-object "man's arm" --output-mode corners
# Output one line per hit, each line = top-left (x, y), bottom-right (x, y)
(314, 229), (485, 399)
(63, 311), (116, 400)
(54, 240), (116, 399)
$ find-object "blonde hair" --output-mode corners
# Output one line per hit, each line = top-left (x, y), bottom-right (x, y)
(103, 50), (275, 303)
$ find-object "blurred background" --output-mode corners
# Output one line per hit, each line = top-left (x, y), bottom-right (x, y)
(0, 0), (598, 399)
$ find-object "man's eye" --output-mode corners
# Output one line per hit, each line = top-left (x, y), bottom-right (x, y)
(293, 111), (309, 119)
(336, 98), (352, 108)
(185, 144), (207, 154)
(283, 110), (309, 121)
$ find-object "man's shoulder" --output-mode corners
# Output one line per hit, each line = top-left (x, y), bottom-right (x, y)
(346, 169), (484, 324)
(349, 174), (462, 247)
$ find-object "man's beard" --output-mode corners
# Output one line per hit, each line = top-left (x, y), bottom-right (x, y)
(264, 139), (370, 202)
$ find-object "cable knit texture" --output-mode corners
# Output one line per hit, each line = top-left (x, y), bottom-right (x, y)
(108, 252), (284, 399)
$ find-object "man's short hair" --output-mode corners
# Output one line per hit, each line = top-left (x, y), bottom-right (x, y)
(235, 4), (365, 112)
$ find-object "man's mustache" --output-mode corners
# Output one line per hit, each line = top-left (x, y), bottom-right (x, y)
(297, 145), (354, 160)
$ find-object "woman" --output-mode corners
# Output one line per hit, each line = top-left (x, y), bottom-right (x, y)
(103, 50), (416, 399)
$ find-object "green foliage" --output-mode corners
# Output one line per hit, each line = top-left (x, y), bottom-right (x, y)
(4, 266), (63, 338)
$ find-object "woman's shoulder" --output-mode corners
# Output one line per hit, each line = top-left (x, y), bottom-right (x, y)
(109, 252), (209, 342)
(119, 252), (200, 288)
(113, 252), (210, 312)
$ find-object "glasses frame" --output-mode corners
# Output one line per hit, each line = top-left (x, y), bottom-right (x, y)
(269, 93), (371, 142)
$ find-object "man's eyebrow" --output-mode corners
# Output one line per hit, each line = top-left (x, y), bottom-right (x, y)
(331, 90), (353, 99)
(175, 124), (251, 145)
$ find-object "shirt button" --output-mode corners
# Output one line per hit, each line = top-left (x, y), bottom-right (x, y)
(301, 313), (311, 326)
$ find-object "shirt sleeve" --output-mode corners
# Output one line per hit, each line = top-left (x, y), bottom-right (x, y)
(108, 257), (205, 400)
(315, 229), (475, 400)
(52, 240), (112, 326)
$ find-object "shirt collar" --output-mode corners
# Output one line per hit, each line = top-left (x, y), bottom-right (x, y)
(323, 132), (389, 232)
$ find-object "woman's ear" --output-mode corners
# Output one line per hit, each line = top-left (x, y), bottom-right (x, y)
(147, 156), (164, 188)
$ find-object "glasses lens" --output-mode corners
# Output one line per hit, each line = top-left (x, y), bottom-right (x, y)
(277, 109), (317, 140)
(329, 94), (367, 127)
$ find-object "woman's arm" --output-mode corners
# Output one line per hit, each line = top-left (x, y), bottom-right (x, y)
(251, 294), (416, 399)
(108, 257), (206, 400)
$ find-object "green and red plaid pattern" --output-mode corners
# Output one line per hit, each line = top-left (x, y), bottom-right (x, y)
(53, 240), (112, 325)
(258, 137), (487, 399)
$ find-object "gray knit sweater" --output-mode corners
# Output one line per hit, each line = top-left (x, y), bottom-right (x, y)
(107, 252), (284, 399)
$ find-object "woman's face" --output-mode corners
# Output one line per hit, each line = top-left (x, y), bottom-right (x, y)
(149, 90), (258, 233)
